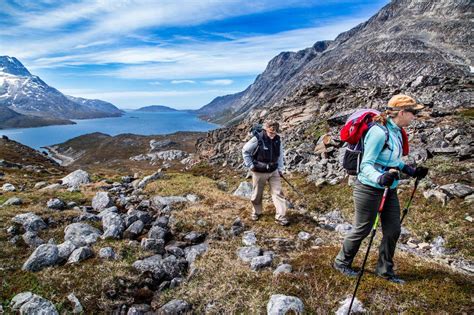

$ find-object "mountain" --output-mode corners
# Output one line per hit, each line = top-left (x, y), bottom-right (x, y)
(197, 0), (472, 125)
(0, 106), (74, 129)
(135, 105), (178, 112)
(0, 56), (123, 123)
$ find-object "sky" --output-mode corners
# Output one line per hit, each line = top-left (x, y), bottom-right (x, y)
(0, 0), (389, 110)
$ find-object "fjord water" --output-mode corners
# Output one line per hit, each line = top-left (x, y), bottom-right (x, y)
(0, 111), (218, 150)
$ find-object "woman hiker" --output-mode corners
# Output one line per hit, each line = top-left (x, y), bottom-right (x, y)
(333, 94), (429, 284)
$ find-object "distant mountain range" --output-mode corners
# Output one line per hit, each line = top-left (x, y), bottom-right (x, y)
(135, 105), (178, 112)
(196, 0), (472, 125)
(0, 56), (123, 129)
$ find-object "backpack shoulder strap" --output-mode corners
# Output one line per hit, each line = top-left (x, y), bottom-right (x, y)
(367, 122), (389, 149)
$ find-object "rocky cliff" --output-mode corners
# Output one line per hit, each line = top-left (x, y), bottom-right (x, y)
(197, 0), (472, 124)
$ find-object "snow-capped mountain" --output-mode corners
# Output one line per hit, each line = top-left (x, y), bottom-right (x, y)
(0, 56), (123, 120)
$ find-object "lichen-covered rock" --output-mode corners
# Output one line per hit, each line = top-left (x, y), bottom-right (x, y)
(61, 169), (90, 188)
(267, 294), (304, 315)
(22, 244), (59, 272)
(12, 213), (47, 233)
(47, 198), (66, 210)
(67, 246), (93, 264)
(184, 243), (208, 265)
(11, 292), (58, 315)
(233, 182), (252, 199)
(250, 255), (273, 271)
(101, 212), (125, 239)
(64, 223), (101, 247)
(98, 247), (116, 260)
(237, 246), (262, 263)
(3, 197), (22, 206)
(92, 192), (114, 211)
(157, 299), (192, 315)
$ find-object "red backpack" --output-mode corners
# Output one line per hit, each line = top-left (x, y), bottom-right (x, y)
(340, 109), (409, 175)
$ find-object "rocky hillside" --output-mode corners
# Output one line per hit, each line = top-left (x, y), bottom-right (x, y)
(197, 0), (472, 124)
(0, 106), (74, 129)
(0, 56), (123, 124)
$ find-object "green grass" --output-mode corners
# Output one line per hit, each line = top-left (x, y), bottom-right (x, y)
(303, 121), (330, 140)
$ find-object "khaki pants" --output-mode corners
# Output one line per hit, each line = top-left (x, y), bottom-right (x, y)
(251, 170), (287, 220)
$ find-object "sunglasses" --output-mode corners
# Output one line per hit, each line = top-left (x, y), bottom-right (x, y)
(403, 108), (420, 115)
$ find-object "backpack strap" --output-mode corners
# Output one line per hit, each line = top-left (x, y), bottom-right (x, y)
(252, 131), (265, 157)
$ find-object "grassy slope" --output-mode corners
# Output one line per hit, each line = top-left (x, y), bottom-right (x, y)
(0, 164), (472, 313)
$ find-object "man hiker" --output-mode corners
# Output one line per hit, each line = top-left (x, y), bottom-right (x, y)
(242, 120), (289, 226)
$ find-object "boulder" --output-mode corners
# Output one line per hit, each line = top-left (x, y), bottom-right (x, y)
(61, 169), (90, 188)
(151, 195), (188, 209)
(57, 241), (77, 263)
(92, 192), (114, 211)
(124, 220), (145, 239)
(233, 182), (253, 199)
(336, 297), (366, 315)
(184, 243), (208, 265)
(10, 292), (58, 315)
(102, 212), (125, 239)
(34, 181), (48, 189)
(273, 263), (292, 276)
(22, 231), (44, 248)
(242, 231), (257, 246)
(155, 150), (188, 160)
(132, 255), (163, 274)
(98, 247), (116, 260)
(12, 213), (47, 233)
(136, 171), (164, 189)
(423, 189), (448, 206)
(3, 197), (22, 206)
(47, 198), (66, 210)
(267, 294), (304, 315)
(141, 238), (165, 254)
(64, 223), (102, 247)
(67, 293), (83, 314)
(230, 217), (244, 236)
(439, 183), (473, 198)
(237, 246), (262, 263)
(335, 223), (353, 235)
(148, 226), (170, 240)
(133, 255), (186, 280)
(150, 139), (176, 151)
(2, 183), (16, 192)
(297, 231), (311, 241)
(157, 299), (192, 315)
(165, 245), (185, 257)
(67, 247), (93, 264)
(22, 244), (59, 272)
(250, 255), (273, 271)
(183, 231), (206, 244)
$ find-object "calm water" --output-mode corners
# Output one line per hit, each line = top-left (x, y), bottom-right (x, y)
(0, 111), (218, 150)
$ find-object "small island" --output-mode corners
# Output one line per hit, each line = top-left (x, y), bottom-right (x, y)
(134, 105), (178, 112)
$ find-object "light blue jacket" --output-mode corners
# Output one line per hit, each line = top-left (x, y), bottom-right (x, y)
(358, 118), (405, 189)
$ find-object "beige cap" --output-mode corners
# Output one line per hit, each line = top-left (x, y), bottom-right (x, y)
(387, 94), (424, 110)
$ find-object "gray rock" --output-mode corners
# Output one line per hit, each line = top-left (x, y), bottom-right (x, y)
(430, 236), (447, 257)
(148, 226), (170, 240)
(3, 197), (22, 206)
(157, 299), (191, 315)
(423, 189), (448, 206)
(133, 255), (186, 280)
(151, 195), (188, 209)
(184, 231), (206, 244)
(40, 183), (62, 191)
(67, 293), (83, 314)
(242, 231), (257, 246)
(141, 238), (165, 254)
(34, 181), (48, 189)
(61, 169), (90, 188)
(233, 182), (253, 199)
(184, 243), (208, 265)
(335, 297), (366, 315)
(136, 171), (164, 189)
(57, 241), (77, 263)
(12, 212), (47, 232)
(92, 192), (114, 211)
(132, 255), (163, 274)
(439, 183), (473, 198)
(250, 255), (273, 271)
(67, 246), (93, 264)
(128, 304), (152, 315)
(230, 217), (244, 236)
(11, 292), (58, 315)
(98, 247), (116, 260)
(22, 244), (59, 272)
(22, 231), (44, 248)
(150, 139), (176, 151)
(237, 246), (262, 263)
(267, 294), (304, 315)
(47, 198), (66, 210)
(102, 212), (125, 239)
(166, 245), (185, 257)
(153, 216), (169, 228)
(97, 206), (118, 218)
(155, 150), (188, 161)
(64, 223), (102, 247)
(2, 183), (16, 192)
(273, 263), (292, 275)
(124, 220), (144, 239)
(297, 231), (311, 241)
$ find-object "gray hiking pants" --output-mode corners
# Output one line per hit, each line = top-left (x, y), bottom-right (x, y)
(335, 181), (401, 277)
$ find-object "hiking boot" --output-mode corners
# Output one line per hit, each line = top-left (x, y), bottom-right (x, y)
(376, 272), (406, 284)
(275, 218), (289, 226)
(333, 262), (358, 278)
(250, 214), (260, 221)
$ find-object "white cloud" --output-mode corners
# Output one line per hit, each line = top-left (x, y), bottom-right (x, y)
(203, 79), (234, 85)
(171, 80), (196, 84)
(149, 81), (162, 85)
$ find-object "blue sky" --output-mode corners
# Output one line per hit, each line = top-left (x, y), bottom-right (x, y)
(0, 0), (389, 110)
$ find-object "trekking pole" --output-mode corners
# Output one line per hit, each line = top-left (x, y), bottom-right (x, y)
(347, 186), (390, 315)
(279, 173), (310, 209)
(400, 177), (420, 224)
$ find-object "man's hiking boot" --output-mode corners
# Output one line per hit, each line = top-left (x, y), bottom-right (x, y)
(333, 262), (358, 278)
(275, 218), (289, 226)
(250, 214), (260, 221)
(376, 272), (406, 284)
